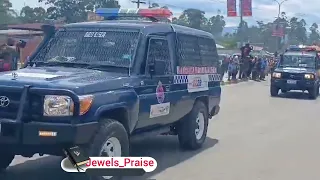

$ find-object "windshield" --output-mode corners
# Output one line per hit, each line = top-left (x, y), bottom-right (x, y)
(279, 55), (316, 68)
(32, 29), (140, 68)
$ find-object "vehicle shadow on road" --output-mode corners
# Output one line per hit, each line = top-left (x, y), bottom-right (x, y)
(0, 136), (218, 180)
(277, 91), (316, 100)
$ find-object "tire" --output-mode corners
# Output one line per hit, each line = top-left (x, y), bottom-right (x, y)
(270, 86), (279, 97)
(309, 86), (318, 99)
(87, 119), (129, 180)
(177, 101), (209, 150)
(0, 153), (14, 172)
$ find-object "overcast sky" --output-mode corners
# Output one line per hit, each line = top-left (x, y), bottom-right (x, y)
(10, 0), (319, 27)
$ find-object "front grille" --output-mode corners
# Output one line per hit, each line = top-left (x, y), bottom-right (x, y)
(0, 89), (42, 120)
(0, 90), (21, 119)
(282, 72), (304, 80)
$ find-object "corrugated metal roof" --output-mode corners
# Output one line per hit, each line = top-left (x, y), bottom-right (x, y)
(7, 23), (63, 31)
(0, 29), (42, 35)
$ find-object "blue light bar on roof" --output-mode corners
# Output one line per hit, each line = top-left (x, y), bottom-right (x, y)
(95, 8), (172, 20)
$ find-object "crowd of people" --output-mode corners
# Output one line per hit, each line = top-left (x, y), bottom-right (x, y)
(219, 54), (278, 81)
(218, 44), (278, 82)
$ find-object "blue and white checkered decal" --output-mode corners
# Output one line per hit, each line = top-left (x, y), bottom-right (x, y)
(208, 74), (221, 81)
(174, 75), (188, 84)
(174, 74), (221, 84)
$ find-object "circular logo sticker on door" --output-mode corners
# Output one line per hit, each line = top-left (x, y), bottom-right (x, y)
(156, 81), (165, 103)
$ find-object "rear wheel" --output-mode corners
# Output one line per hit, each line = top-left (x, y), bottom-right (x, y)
(0, 153), (14, 172)
(177, 101), (209, 150)
(270, 86), (279, 97)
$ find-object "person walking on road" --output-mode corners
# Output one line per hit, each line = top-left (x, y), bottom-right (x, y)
(228, 56), (239, 81)
(251, 56), (259, 81)
(260, 56), (268, 80)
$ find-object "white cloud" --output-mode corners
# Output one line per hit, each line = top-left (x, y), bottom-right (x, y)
(10, 0), (320, 27)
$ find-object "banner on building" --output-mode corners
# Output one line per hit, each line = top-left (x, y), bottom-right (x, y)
(242, 0), (252, 16)
(272, 23), (285, 37)
(227, 0), (237, 17)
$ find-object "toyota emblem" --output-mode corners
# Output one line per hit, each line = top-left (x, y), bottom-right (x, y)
(290, 75), (294, 78)
(0, 96), (10, 107)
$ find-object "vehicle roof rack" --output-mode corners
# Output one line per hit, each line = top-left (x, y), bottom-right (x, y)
(95, 8), (173, 22)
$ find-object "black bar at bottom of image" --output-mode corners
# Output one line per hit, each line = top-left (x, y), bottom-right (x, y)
(85, 168), (146, 176)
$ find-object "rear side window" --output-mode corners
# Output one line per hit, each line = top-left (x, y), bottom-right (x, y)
(198, 37), (218, 66)
(176, 34), (218, 66)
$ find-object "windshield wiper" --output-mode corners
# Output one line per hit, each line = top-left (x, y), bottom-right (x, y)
(85, 64), (126, 70)
(35, 61), (89, 68)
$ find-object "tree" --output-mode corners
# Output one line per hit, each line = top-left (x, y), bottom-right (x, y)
(207, 14), (226, 36)
(86, 0), (120, 10)
(151, 3), (159, 8)
(19, 6), (47, 23)
(176, 9), (206, 29)
(236, 20), (249, 43)
(0, 0), (18, 25)
(38, 0), (88, 23)
(287, 17), (307, 44)
(38, 0), (121, 23)
(308, 23), (319, 45)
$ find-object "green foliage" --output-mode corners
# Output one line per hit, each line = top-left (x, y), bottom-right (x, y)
(19, 6), (47, 23)
(1, 0), (317, 51)
(0, 0), (18, 25)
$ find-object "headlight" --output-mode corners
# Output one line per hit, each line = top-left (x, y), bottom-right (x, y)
(43, 95), (93, 116)
(304, 74), (315, 79)
(272, 72), (281, 78)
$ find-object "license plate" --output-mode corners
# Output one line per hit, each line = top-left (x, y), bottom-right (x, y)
(287, 80), (297, 84)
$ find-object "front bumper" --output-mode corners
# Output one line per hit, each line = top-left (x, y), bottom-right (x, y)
(271, 78), (317, 90)
(0, 85), (98, 145)
(0, 118), (99, 145)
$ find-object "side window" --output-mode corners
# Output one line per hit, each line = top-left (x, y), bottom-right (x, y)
(147, 38), (172, 75)
(177, 34), (201, 66)
(198, 37), (219, 66)
(177, 34), (218, 67)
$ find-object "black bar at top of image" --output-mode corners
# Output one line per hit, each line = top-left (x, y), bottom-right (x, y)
(85, 168), (146, 176)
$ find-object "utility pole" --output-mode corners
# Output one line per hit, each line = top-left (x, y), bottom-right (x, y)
(273, 0), (288, 51)
(131, 0), (146, 8)
(239, 0), (243, 48)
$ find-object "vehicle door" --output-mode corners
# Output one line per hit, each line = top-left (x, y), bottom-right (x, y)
(135, 36), (175, 128)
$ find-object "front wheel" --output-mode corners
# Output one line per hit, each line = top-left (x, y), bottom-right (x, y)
(270, 86), (279, 97)
(0, 153), (14, 172)
(308, 86), (319, 99)
(87, 119), (129, 180)
(177, 101), (209, 150)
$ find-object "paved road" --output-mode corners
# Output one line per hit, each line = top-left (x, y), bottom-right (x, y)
(2, 79), (320, 180)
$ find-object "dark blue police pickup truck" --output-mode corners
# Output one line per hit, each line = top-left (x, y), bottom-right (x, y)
(270, 49), (320, 99)
(0, 8), (221, 179)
